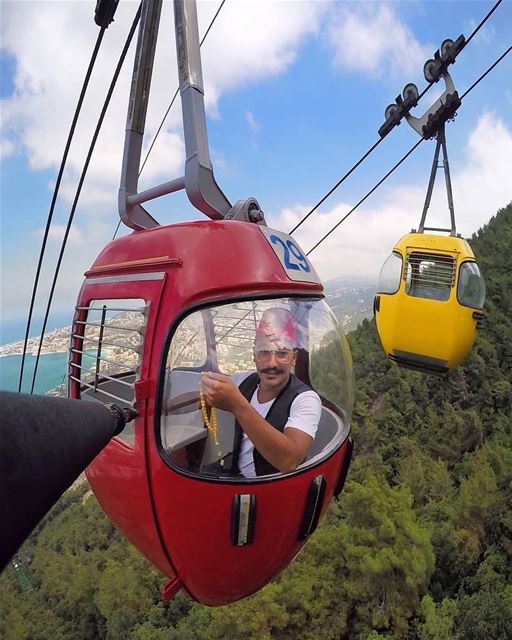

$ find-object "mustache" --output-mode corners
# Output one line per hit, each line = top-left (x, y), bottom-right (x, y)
(260, 367), (283, 375)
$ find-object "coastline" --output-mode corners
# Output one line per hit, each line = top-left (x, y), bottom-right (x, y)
(0, 324), (72, 360)
(0, 348), (69, 358)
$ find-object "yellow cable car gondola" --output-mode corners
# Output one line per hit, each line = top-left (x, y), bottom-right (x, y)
(374, 232), (485, 373)
(374, 56), (486, 373)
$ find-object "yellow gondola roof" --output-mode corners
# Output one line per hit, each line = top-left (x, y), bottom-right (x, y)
(393, 232), (475, 259)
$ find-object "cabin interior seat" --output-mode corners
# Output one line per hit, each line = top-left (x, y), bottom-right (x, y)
(297, 406), (346, 469)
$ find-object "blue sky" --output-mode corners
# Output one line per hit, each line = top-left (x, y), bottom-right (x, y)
(1, 0), (511, 336)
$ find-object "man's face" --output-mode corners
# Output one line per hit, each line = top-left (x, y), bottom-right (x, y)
(253, 346), (297, 393)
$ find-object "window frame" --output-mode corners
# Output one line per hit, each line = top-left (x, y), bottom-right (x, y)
(154, 292), (351, 484)
(404, 251), (456, 302)
(70, 298), (148, 446)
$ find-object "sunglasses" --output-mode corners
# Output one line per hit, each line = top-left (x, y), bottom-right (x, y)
(254, 348), (296, 364)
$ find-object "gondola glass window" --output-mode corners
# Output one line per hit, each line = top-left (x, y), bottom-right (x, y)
(457, 261), (486, 309)
(160, 298), (353, 478)
(378, 251), (403, 294)
(405, 252), (455, 301)
(69, 299), (146, 445)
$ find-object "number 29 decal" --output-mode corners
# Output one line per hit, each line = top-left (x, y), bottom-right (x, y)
(270, 235), (311, 273)
(259, 227), (320, 284)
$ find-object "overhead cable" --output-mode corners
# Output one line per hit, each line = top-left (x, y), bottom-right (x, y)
(460, 43), (511, 99)
(306, 43), (512, 256)
(288, 138), (384, 235)
(29, 4), (142, 394)
(306, 140), (423, 256)
(289, 0), (506, 237)
(18, 27), (107, 392)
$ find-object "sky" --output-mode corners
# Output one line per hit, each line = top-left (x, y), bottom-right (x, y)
(1, 0), (511, 336)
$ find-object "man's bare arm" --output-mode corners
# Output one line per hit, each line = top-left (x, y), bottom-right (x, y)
(200, 372), (312, 472)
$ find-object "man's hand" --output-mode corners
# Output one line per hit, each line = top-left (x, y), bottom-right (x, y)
(200, 372), (247, 413)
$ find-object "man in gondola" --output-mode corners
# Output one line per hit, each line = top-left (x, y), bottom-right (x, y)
(200, 307), (321, 477)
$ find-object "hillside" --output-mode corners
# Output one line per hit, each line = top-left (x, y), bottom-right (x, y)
(325, 277), (377, 332)
(1, 204), (511, 640)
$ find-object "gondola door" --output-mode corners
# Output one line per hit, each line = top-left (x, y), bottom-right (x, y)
(70, 265), (175, 577)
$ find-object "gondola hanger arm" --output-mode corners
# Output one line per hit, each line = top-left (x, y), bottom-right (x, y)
(119, 0), (265, 231)
(404, 70), (461, 140)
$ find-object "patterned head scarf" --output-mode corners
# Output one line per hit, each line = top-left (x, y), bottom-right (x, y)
(255, 307), (297, 350)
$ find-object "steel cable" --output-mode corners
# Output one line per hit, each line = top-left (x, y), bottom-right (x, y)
(289, 0), (506, 237)
(29, 5), (142, 393)
(18, 27), (106, 392)
(305, 43), (512, 256)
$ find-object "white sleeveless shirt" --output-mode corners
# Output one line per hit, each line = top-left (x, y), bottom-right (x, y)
(231, 372), (321, 478)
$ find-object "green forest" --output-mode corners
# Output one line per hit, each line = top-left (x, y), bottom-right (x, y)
(1, 203), (511, 640)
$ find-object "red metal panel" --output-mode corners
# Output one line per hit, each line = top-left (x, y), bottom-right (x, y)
(149, 443), (350, 605)
(87, 221), (322, 302)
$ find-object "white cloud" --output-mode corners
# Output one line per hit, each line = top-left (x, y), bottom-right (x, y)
(2, 1), (509, 321)
(1, 0), (136, 215)
(33, 223), (83, 246)
(1, 0), (328, 318)
(327, 4), (432, 77)
(270, 111), (512, 284)
(200, 0), (325, 104)
(451, 111), (512, 234)
(245, 110), (260, 133)
(138, 130), (185, 187)
(0, 0), (325, 214)
(0, 138), (16, 160)
(3, 214), (120, 318)
(465, 19), (495, 45)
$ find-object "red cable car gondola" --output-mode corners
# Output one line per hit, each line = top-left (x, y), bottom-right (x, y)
(68, 0), (354, 605)
(71, 221), (353, 604)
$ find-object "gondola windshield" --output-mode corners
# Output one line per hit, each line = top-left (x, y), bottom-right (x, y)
(378, 251), (403, 294)
(457, 261), (486, 308)
(159, 297), (353, 479)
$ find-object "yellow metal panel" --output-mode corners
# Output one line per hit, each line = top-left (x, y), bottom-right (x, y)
(394, 233), (475, 258)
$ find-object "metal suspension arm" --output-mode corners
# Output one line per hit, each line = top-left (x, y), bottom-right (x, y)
(439, 126), (456, 235)
(418, 124), (456, 235)
(418, 134), (442, 233)
(119, 0), (163, 231)
(174, 0), (231, 219)
(118, 0), (233, 231)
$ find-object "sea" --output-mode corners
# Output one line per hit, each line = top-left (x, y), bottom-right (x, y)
(0, 311), (75, 395)
(0, 352), (69, 395)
